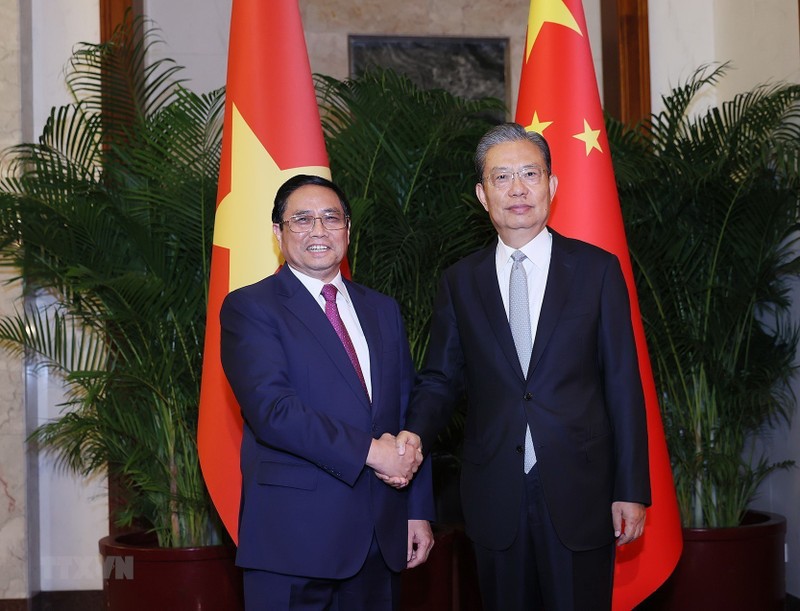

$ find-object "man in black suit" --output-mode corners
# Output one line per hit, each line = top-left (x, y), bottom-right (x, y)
(397, 123), (650, 610)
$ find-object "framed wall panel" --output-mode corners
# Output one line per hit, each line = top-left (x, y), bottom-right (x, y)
(349, 35), (509, 108)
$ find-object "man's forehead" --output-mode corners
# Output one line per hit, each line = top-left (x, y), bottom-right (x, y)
(486, 144), (539, 166)
(285, 204), (343, 213)
(285, 186), (344, 213)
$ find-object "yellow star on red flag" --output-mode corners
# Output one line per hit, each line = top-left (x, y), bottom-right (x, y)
(214, 104), (328, 291)
(573, 119), (603, 155)
(525, 0), (582, 61)
(523, 111), (554, 135)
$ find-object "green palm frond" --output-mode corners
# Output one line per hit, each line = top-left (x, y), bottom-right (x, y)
(609, 64), (800, 527)
(0, 302), (109, 375)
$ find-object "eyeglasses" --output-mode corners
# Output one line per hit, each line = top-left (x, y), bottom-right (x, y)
(280, 213), (350, 234)
(484, 165), (547, 189)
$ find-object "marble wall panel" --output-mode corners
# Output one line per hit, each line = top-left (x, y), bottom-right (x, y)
(349, 35), (507, 106)
(0, 0), (28, 601)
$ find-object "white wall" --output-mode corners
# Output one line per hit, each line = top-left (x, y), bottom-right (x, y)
(649, 0), (717, 112)
(25, 0), (108, 593)
(143, 0), (231, 96)
(713, 0), (800, 101)
(28, 0), (99, 137)
(30, 361), (108, 591)
(649, 0), (800, 112)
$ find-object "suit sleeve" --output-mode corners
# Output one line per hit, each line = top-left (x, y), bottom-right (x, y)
(599, 257), (651, 506)
(405, 271), (467, 453)
(392, 299), (436, 521)
(220, 289), (373, 486)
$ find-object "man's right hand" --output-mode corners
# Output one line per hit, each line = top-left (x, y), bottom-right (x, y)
(367, 432), (423, 488)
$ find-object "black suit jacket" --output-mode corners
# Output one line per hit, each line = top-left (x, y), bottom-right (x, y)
(406, 229), (650, 551)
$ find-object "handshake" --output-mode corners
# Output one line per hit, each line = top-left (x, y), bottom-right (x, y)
(366, 431), (423, 489)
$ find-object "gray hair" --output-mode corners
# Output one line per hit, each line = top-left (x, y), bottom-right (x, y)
(474, 123), (552, 182)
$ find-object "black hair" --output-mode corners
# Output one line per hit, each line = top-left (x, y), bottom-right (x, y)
(272, 174), (351, 224)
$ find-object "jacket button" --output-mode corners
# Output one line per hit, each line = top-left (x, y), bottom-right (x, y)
(523, 392), (533, 400)
(515, 445), (524, 454)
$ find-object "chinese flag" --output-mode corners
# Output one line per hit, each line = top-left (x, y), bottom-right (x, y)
(514, 0), (682, 608)
(197, 0), (330, 543)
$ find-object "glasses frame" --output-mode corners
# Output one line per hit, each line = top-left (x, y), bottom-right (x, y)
(279, 214), (351, 234)
(483, 165), (548, 189)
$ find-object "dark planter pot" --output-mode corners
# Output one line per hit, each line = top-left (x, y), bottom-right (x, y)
(639, 510), (786, 611)
(99, 532), (243, 611)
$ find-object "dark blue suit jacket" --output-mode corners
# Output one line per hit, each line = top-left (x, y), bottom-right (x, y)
(220, 266), (434, 578)
(406, 229), (650, 552)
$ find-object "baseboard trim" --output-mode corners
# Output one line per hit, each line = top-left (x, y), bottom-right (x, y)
(0, 592), (106, 611)
(2, 589), (794, 610)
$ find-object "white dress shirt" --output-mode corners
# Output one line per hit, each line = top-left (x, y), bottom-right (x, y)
(495, 227), (553, 349)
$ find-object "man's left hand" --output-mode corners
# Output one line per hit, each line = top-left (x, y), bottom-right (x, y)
(407, 520), (434, 568)
(612, 501), (646, 546)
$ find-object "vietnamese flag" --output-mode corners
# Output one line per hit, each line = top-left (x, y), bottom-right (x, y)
(197, 0), (330, 543)
(514, 0), (682, 608)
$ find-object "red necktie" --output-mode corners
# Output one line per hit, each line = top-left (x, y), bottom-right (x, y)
(321, 284), (370, 400)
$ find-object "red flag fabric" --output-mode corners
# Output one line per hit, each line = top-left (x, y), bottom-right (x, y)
(197, 0), (330, 543)
(514, 1), (682, 607)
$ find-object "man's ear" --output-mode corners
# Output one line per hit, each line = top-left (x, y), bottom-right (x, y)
(476, 182), (489, 212)
(549, 174), (559, 199)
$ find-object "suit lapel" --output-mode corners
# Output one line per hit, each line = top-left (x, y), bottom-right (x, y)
(277, 268), (371, 410)
(530, 230), (576, 373)
(473, 243), (527, 382)
(346, 279), (380, 409)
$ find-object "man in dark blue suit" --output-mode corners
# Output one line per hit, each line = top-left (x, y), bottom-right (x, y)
(221, 174), (434, 610)
(398, 124), (650, 611)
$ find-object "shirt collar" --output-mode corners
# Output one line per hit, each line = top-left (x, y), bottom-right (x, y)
(496, 227), (552, 270)
(287, 265), (351, 305)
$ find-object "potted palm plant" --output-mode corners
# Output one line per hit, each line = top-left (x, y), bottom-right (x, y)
(0, 18), (241, 610)
(608, 64), (800, 610)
